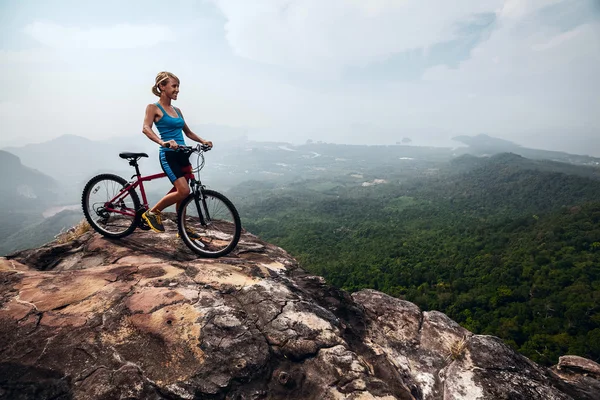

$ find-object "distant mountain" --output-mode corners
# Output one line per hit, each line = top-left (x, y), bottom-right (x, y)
(3, 130), (247, 187)
(449, 152), (600, 180)
(452, 134), (520, 152)
(7, 134), (599, 191)
(408, 152), (600, 218)
(0, 150), (62, 242)
(0, 150), (59, 205)
(452, 134), (600, 166)
(0, 210), (83, 256)
(3, 134), (139, 185)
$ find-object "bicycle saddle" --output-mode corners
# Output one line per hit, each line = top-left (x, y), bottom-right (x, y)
(119, 152), (149, 160)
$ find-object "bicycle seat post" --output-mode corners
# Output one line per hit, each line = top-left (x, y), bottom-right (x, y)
(129, 159), (142, 177)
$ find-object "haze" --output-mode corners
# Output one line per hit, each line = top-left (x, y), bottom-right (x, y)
(1, 0), (599, 155)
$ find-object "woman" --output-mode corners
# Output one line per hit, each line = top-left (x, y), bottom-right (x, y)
(141, 71), (212, 233)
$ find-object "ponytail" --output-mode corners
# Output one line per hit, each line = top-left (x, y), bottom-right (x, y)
(152, 71), (179, 97)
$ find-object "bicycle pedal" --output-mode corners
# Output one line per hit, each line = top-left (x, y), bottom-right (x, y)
(138, 221), (151, 231)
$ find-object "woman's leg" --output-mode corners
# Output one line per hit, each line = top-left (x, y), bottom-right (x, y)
(150, 177), (190, 212)
(161, 185), (186, 213)
(176, 165), (193, 212)
(143, 153), (192, 233)
(163, 165), (192, 213)
(142, 178), (189, 233)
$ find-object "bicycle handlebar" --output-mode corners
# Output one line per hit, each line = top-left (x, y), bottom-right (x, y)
(163, 143), (212, 153)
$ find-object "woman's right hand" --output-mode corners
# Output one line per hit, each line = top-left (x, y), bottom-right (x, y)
(162, 140), (178, 149)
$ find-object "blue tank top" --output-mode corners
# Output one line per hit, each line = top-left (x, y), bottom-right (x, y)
(155, 103), (185, 152)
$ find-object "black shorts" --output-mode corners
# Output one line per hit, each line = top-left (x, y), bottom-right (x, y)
(159, 150), (192, 183)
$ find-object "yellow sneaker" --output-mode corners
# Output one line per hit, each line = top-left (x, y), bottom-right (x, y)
(142, 210), (165, 232)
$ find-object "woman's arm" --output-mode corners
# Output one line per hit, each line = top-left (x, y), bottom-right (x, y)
(178, 108), (213, 148)
(142, 104), (176, 148)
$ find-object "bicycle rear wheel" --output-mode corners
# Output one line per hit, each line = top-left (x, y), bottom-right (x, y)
(82, 174), (141, 238)
(177, 189), (241, 257)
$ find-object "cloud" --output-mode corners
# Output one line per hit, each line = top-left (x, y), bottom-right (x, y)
(421, 3), (600, 88)
(3, 0), (598, 155)
(23, 21), (175, 49)
(0, 49), (56, 64)
(531, 26), (587, 51)
(209, 0), (504, 70)
(271, 0), (599, 151)
(417, 3), (600, 150)
(498, 0), (563, 19)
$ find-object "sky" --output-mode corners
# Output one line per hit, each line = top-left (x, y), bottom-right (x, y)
(0, 0), (599, 155)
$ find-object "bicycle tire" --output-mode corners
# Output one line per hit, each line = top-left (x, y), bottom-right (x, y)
(177, 189), (241, 257)
(82, 173), (141, 239)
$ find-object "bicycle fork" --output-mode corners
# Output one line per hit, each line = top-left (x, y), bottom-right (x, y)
(193, 189), (209, 225)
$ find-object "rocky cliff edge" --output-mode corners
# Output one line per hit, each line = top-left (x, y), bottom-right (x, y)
(1, 218), (599, 400)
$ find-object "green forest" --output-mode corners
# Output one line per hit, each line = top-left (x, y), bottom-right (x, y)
(231, 153), (600, 366)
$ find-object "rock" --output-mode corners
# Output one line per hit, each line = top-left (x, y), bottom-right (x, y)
(555, 355), (600, 378)
(1, 221), (599, 399)
(550, 355), (600, 399)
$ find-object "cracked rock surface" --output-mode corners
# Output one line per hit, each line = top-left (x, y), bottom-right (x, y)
(1, 222), (599, 399)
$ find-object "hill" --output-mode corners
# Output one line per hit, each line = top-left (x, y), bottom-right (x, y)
(0, 210), (83, 256)
(0, 150), (58, 199)
(407, 152), (600, 217)
(0, 150), (62, 242)
(3, 135), (139, 185)
(452, 134), (600, 165)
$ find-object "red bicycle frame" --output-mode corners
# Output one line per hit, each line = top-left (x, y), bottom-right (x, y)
(104, 166), (194, 217)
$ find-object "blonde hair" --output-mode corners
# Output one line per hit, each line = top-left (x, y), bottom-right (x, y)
(152, 71), (179, 97)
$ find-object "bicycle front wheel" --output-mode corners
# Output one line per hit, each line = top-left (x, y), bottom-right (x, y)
(82, 174), (141, 238)
(177, 189), (241, 257)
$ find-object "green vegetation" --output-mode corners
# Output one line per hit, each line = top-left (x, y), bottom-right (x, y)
(231, 153), (600, 366)
(0, 210), (83, 256)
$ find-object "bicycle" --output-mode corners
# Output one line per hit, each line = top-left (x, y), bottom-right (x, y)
(81, 144), (241, 258)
